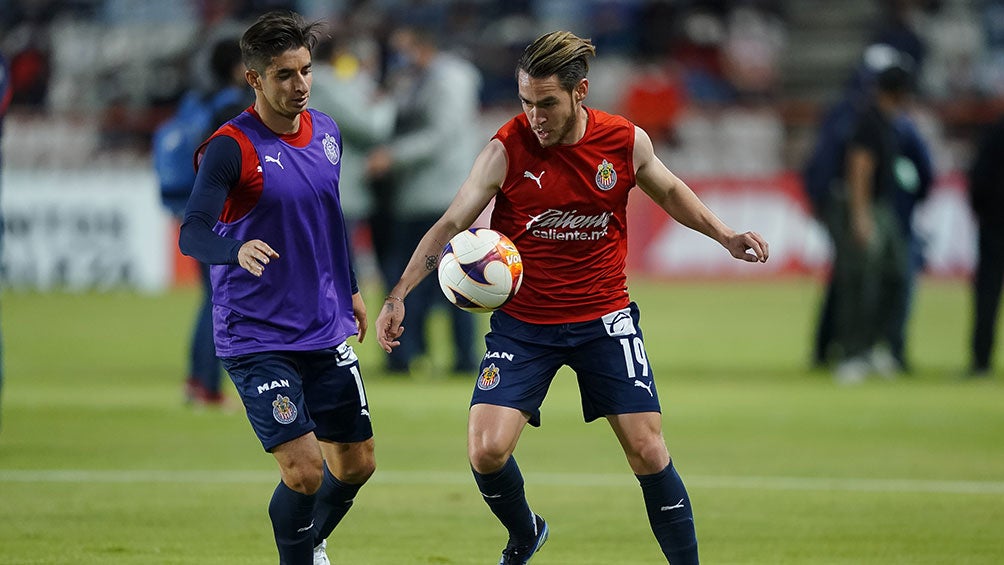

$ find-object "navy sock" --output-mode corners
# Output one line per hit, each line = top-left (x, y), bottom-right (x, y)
(268, 480), (317, 565)
(472, 457), (536, 544)
(637, 462), (699, 564)
(311, 464), (362, 546)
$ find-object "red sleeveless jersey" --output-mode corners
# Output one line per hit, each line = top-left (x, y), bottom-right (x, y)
(491, 107), (636, 324)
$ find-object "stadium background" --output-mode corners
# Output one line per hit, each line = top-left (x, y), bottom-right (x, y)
(1, 0), (998, 289)
(2, 1), (1003, 564)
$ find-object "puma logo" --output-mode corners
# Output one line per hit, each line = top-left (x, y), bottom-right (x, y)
(634, 380), (653, 397)
(523, 170), (544, 188)
(264, 152), (284, 170)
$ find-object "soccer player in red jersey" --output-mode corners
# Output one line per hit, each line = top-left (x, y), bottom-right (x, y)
(376, 31), (769, 564)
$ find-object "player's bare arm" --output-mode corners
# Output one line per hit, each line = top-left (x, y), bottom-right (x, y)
(633, 126), (769, 263)
(237, 239), (280, 277)
(375, 139), (507, 353)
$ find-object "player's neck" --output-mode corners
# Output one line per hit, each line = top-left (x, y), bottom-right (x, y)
(566, 106), (589, 145)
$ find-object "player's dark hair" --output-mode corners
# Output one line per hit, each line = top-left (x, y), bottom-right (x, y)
(240, 10), (325, 73)
(516, 31), (596, 91)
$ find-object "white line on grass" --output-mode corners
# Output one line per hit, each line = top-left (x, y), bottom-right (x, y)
(1, 469), (1003, 495)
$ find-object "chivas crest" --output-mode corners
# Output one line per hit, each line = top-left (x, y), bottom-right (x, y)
(595, 159), (617, 191)
(272, 394), (297, 424)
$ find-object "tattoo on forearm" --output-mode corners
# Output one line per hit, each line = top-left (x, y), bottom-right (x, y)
(424, 255), (438, 272)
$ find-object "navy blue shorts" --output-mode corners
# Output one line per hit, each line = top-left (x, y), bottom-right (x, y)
(222, 342), (373, 452)
(472, 302), (661, 426)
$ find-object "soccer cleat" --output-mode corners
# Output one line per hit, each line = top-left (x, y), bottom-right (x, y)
(498, 514), (549, 565)
(313, 539), (331, 565)
(868, 347), (901, 379)
(833, 356), (869, 385)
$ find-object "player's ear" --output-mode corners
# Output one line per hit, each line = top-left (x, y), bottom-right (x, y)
(246, 69), (261, 90)
(574, 79), (588, 103)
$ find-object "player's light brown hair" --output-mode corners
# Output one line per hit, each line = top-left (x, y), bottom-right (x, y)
(516, 31), (596, 91)
(240, 10), (326, 73)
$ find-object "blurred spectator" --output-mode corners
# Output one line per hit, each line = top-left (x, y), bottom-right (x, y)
(309, 27), (396, 279)
(366, 24), (483, 375)
(979, 0), (1004, 96)
(0, 51), (10, 430)
(673, 5), (735, 104)
(7, 31), (49, 107)
(804, 44), (933, 372)
(720, 3), (786, 100)
(828, 53), (918, 384)
(158, 36), (253, 406)
(873, 0), (929, 72)
(617, 62), (686, 146)
(966, 112), (1004, 378)
(914, 0), (983, 99)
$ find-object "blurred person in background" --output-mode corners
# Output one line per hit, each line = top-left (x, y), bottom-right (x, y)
(178, 11), (374, 564)
(375, 30), (768, 564)
(828, 54), (918, 384)
(366, 24), (482, 375)
(0, 52), (11, 431)
(966, 112), (1004, 378)
(160, 36), (254, 407)
(803, 44), (933, 373)
(309, 28), (395, 284)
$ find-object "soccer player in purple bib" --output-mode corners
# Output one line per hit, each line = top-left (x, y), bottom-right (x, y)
(179, 11), (373, 565)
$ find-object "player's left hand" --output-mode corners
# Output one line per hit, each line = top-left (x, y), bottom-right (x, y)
(238, 239), (280, 276)
(352, 292), (367, 343)
(375, 297), (406, 353)
(725, 231), (769, 263)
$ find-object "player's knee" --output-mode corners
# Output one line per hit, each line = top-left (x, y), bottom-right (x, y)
(468, 443), (510, 474)
(280, 460), (326, 494)
(624, 437), (671, 474)
(339, 458), (376, 485)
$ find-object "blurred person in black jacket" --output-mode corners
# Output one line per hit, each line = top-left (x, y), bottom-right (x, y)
(803, 44), (932, 375)
(826, 53), (921, 383)
(967, 114), (1004, 378)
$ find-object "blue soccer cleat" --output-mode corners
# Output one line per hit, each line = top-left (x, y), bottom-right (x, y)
(499, 514), (549, 564)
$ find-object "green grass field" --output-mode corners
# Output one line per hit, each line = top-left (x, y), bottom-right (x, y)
(1, 277), (1001, 564)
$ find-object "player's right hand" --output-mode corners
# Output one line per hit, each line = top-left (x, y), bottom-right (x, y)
(238, 239), (280, 277)
(375, 297), (406, 353)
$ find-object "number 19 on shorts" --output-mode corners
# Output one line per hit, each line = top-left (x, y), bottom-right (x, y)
(619, 337), (649, 379)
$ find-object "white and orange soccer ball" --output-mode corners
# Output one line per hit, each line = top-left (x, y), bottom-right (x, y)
(438, 228), (523, 313)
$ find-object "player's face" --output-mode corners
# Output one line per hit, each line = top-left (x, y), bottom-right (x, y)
(250, 46), (312, 120)
(517, 70), (586, 147)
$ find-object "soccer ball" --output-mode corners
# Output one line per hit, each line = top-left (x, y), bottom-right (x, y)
(438, 228), (523, 313)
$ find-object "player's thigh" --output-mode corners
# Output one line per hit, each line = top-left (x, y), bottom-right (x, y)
(302, 343), (374, 444)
